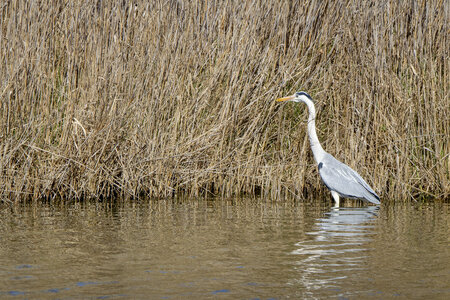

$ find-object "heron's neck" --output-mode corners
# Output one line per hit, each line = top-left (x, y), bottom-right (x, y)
(304, 100), (326, 163)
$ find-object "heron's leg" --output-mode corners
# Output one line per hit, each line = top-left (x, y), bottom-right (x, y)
(330, 190), (340, 207)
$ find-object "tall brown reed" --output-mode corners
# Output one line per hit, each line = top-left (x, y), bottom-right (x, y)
(0, 0), (448, 202)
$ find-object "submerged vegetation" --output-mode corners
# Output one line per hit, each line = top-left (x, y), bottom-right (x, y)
(0, 1), (448, 202)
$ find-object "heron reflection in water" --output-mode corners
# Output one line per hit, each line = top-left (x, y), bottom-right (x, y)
(276, 92), (380, 207)
(291, 206), (379, 293)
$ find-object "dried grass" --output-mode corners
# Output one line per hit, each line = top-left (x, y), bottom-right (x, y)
(1, 0), (448, 202)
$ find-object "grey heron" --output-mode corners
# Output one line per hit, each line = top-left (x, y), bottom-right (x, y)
(276, 92), (380, 206)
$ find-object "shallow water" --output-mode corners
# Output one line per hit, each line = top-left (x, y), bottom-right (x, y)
(0, 199), (448, 299)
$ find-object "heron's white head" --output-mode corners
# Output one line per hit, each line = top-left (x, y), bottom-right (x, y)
(276, 91), (313, 104)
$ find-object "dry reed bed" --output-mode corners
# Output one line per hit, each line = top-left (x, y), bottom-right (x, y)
(0, 0), (448, 202)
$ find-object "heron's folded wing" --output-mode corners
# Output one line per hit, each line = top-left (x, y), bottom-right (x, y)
(319, 154), (380, 204)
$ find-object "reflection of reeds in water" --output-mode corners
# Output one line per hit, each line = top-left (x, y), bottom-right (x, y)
(290, 207), (378, 291)
(0, 1), (448, 201)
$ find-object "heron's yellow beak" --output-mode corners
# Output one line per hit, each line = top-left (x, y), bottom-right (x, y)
(276, 95), (295, 102)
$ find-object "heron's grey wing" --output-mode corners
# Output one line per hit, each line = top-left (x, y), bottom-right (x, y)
(318, 154), (380, 204)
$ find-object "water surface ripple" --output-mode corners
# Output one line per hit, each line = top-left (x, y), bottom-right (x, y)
(0, 200), (448, 299)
